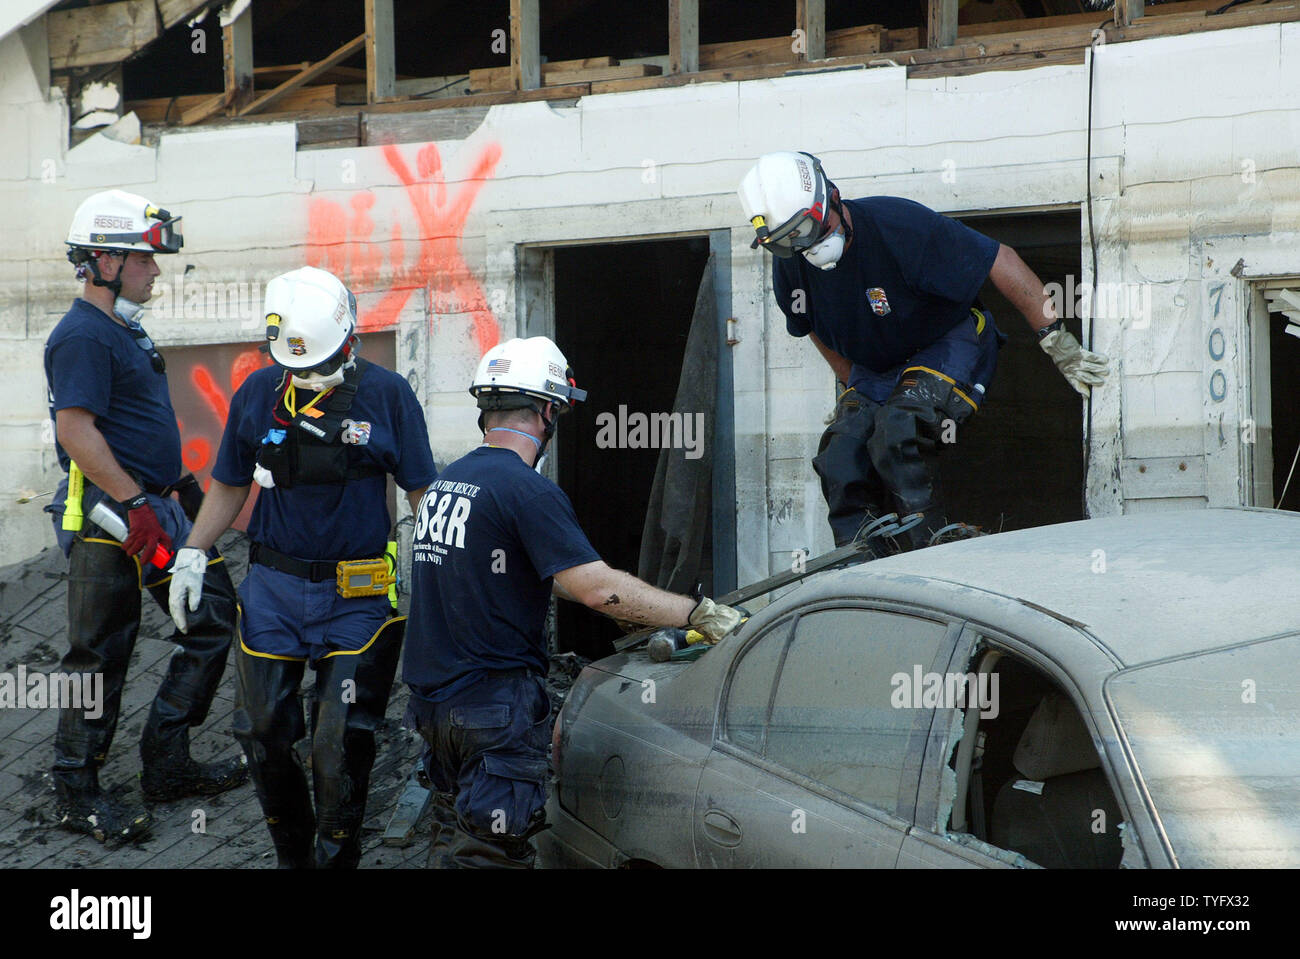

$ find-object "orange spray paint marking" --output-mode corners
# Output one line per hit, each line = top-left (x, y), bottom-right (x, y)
(305, 141), (503, 353)
(192, 365), (230, 423)
(231, 349), (269, 395)
(183, 437), (211, 472)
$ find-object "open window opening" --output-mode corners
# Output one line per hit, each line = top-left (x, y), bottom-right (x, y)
(946, 647), (1123, 868)
(1259, 287), (1300, 511)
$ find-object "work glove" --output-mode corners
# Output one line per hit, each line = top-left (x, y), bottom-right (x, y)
(122, 500), (173, 562)
(1039, 328), (1110, 396)
(168, 547), (208, 634)
(686, 597), (744, 643)
(174, 473), (204, 521)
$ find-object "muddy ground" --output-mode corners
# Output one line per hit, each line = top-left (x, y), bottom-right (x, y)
(0, 533), (584, 868)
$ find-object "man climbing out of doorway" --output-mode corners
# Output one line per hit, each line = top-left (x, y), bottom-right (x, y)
(738, 151), (1110, 549)
(170, 266), (436, 868)
(402, 335), (744, 868)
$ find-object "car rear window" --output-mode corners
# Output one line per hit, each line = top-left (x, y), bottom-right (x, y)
(1107, 633), (1300, 868)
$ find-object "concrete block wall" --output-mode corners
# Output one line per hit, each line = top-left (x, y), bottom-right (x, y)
(3, 19), (1300, 570)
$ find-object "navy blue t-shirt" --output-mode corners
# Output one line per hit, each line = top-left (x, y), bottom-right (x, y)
(44, 298), (183, 488)
(403, 446), (601, 698)
(212, 361), (437, 560)
(775, 197), (1000, 373)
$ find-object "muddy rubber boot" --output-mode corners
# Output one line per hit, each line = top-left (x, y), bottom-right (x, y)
(232, 645), (314, 868)
(867, 402), (950, 551)
(140, 559), (248, 801)
(54, 766), (152, 845)
(310, 617), (404, 869)
(812, 391), (891, 548)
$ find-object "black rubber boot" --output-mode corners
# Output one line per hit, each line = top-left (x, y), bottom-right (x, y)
(231, 642), (314, 868)
(868, 398), (950, 551)
(309, 617), (405, 869)
(140, 559), (248, 801)
(811, 390), (892, 549)
(53, 539), (151, 840)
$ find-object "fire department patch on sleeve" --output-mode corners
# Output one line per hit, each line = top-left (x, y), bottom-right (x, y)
(866, 288), (891, 316)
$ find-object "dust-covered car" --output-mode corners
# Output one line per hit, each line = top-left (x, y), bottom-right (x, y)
(539, 507), (1300, 868)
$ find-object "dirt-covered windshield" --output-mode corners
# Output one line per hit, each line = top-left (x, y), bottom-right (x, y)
(1106, 633), (1300, 867)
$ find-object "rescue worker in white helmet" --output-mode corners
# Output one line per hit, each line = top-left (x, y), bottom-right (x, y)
(171, 265), (437, 868)
(402, 335), (743, 868)
(44, 189), (247, 844)
(739, 151), (1110, 549)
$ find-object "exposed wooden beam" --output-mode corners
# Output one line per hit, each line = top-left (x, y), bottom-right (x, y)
(510, 0), (540, 91)
(157, 0), (219, 31)
(1115, 0), (1145, 26)
(669, 0), (699, 74)
(180, 91), (227, 125)
(238, 33), (365, 116)
(928, 0), (958, 48)
(796, 0), (825, 60)
(47, 0), (159, 70)
(365, 0), (396, 103)
(222, 1), (253, 115)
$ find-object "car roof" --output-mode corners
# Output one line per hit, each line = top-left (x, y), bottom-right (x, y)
(825, 507), (1300, 665)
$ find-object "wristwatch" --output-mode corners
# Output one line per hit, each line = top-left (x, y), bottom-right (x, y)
(1036, 318), (1066, 340)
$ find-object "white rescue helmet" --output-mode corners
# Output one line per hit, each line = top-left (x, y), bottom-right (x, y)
(737, 151), (840, 260)
(470, 336), (586, 412)
(66, 189), (183, 255)
(263, 266), (357, 371)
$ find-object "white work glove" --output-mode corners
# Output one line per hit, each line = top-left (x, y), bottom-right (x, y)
(687, 597), (744, 643)
(168, 547), (208, 634)
(1039, 328), (1110, 396)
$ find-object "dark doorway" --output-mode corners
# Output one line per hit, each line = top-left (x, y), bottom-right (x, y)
(949, 211), (1085, 531)
(1269, 310), (1300, 511)
(552, 238), (712, 658)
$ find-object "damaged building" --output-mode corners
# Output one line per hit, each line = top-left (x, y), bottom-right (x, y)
(2, 0), (1299, 664)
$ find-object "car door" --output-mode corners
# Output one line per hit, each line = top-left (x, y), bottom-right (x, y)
(692, 603), (958, 868)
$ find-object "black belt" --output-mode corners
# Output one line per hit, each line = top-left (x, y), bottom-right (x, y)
(250, 542), (352, 583)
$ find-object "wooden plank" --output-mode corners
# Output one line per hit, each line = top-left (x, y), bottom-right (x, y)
(47, 0), (159, 70)
(222, 1), (253, 115)
(698, 34), (795, 70)
(669, 0), (699, 74)
(467, 56), (618, 93)
(158, 0), (215, 31)
(180, 91), (227, 126)
(796, 0), (826, 60)
(928, 0), (958, 48)
(907, 47), (1086, 78)
(542, 64), (660, 86)
(366, 0), (396, 102)
(958, 0), (1222, 38)
(296, 114), (362, 149)
(510, 0), (540, 90)
(826, 24), (884, 57)
(1115, 0), (1145, 27)
(1107, 1), (1300, 40)
(590, 60), (809, 95)
(238, 33), (365, 117)
(882, 27), (920, 52)
(132, 85), (338, 124)
(382, 765), (432, 847)
(255, 63), (373, 82)
(363, 107), (490, 146)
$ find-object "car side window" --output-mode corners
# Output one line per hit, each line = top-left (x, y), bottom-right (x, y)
(765, 608), (947, 815)
(723, 618), (791, 753)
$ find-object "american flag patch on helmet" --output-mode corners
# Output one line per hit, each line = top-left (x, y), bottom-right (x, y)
(487, 358), (510, 375)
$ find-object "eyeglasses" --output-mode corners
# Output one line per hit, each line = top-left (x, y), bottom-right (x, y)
(125, 322), (166, 374)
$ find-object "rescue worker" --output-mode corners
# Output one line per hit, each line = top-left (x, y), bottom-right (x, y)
(170, 265), (436, 869)
(738, 151), (1111, 548)
(403, 335), (744, 869)
(44, 189), (247, 844)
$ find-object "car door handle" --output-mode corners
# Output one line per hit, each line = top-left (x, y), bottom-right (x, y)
(702, 809), (743, 847)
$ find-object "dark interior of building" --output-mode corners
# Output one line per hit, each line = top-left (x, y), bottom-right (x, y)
(1269, 310), (1300, 511)
(121, 0), (1084, 101)
(552, 237), (712, 658)
(948, 211), (1086, 531)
